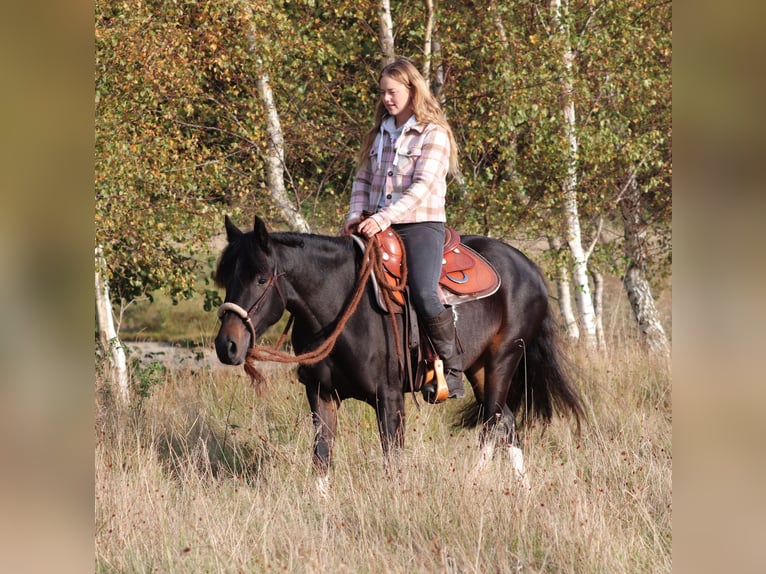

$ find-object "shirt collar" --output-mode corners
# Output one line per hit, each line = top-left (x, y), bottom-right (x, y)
(381, 114), (420, 135)
(377, 115), (420, 170)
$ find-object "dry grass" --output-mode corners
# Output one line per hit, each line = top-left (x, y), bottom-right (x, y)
(95, 338), (671, 573)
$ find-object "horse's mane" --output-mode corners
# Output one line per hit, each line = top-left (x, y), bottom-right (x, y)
(214, 231), (353, 287)
(270, 231), (349, 249)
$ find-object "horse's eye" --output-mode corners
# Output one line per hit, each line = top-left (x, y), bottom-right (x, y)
(257, 277), (267, 285)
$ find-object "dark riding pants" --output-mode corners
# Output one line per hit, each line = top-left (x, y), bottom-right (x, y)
(392, 222), (445, 319)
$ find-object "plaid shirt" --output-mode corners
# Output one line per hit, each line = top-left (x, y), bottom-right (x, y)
(347, 121), (450, 231)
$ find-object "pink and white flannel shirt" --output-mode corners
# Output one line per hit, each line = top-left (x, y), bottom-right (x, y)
(347, 120), (451, 232)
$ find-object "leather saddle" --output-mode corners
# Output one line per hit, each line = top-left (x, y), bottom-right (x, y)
(372, 226), (501, 311)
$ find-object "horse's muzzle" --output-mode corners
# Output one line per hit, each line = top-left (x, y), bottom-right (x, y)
(215, 333), (246, 365)
(215, 312), (252, 365)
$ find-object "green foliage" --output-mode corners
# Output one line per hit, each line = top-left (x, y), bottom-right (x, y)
(95, 0), (671, 304)
(130, 358), (166, 401)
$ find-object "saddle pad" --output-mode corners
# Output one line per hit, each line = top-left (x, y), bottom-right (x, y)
(439, 242), (500, 298)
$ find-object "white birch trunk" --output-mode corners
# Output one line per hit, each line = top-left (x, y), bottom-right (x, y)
(431, 36), (445, 102)
(590, 268), (605, 350)
(243, 6), (311, 232)
(423, 0), (435, 80)
(379, 0), (396, 66)
(490, 1), (508, 47)
(255, 72), (311, 232)
(551, 0), (597, 349)
(548, 236), (579, 341)
(95, 246), (129, 404)
(620, 175), (670, 359)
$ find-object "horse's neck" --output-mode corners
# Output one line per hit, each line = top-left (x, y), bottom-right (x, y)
(277, 237), (359, 325)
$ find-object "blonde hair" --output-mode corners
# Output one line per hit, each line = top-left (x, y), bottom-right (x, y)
(356, 58), (459, 175)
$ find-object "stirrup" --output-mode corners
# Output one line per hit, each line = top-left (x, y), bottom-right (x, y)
(423, 359), (449, 404)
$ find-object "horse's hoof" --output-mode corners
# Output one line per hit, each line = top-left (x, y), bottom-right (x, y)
(315, 475), (330, 498)
(509, 446), (531, 490)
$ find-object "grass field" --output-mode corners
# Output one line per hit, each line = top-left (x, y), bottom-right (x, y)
(95, 357), (671, 570)
(96, 277), (671, 572)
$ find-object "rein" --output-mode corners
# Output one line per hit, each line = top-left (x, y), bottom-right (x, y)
(224, 235), (406, 381)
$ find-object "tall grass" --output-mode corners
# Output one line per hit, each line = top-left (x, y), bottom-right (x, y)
(95, 335), (671, 573)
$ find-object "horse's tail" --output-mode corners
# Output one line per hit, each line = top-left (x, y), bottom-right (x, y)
(508, 312), (584, 432)
(457, 312), (585, 433)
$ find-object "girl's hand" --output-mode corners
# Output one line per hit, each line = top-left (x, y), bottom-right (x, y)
(357, 218), (382, 238)
(340, 219), (359, 236)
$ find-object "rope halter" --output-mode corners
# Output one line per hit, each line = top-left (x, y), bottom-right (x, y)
(216, 265), (285, 349)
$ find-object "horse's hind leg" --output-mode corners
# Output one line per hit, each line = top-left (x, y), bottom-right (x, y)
(471, 406), (513, 474)
(470, 405), (528, 487)
(484, 348), (529, 487)
(465, 362), (486, 402)
(498, 405), (529, 488)
(479, 404), (515, 446)
(470, 346), (530, 487)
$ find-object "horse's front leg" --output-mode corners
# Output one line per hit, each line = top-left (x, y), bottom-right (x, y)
(304, 379), (338, 497)
(375, 391), (405, 462)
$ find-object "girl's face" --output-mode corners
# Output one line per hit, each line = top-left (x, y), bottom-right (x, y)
(380, 75), (413, 126)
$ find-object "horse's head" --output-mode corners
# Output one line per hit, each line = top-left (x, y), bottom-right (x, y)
(214, 215), (286, 365)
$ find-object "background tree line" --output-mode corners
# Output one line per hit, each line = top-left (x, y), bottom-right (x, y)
(95, 0), (671, 394)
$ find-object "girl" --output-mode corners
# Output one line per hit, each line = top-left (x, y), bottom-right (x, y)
(341, 58), (463, 401)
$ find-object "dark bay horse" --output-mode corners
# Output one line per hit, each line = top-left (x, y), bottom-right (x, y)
(214, 215), (583, 489)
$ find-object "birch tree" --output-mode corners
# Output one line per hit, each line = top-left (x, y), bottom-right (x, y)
(573, 0), (672, 353)
(620, 174), (670, 358)
(379, 0), (396, 66)
(422, 0), (436, 80)
(257, 72), (310, 231)
(551, 0), (598, 349)
(590, 268), (605, 351)
(256, 72), (310, 231)
(95, 246), (129, 404)
(244, 2), (311, 232)
(548, 236), (580, 341)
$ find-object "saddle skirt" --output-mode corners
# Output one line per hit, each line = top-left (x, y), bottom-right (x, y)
(352, 227), (502, 313)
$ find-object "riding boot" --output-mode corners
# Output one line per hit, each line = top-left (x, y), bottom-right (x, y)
(421, 307), (464, 401)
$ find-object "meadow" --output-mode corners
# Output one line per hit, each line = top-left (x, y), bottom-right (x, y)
(95, 280), (671, 573)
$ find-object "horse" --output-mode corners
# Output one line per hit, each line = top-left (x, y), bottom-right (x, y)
(214, 215), (583, 490)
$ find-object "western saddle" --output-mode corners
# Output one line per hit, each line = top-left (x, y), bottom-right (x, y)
(355, 227), (501, 403)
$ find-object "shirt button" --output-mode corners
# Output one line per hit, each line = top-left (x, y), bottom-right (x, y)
(386, 194), (392, 199)
(387, 171), (393, 176)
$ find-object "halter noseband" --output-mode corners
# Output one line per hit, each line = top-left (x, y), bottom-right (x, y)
(217, 266), (286, 349)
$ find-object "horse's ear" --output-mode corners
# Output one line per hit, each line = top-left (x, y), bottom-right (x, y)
(253, 215), (270, 252)
(224, 215), (243, 242)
